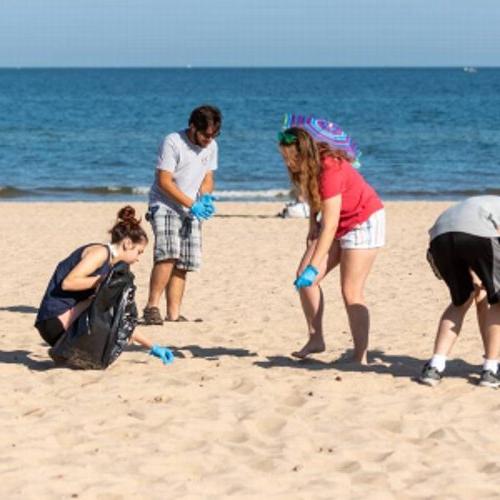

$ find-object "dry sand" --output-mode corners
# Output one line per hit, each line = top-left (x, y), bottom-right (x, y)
(1, 201), (499, 499)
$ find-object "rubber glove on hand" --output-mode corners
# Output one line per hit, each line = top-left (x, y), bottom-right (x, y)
(190, 200), (213, 220)
(200, 193), (216, 216)
(294, 264), (319, 290)
(149, 345), (175, 365)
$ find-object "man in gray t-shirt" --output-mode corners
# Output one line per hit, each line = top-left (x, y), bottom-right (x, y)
(143, 105), (222, 325)
(419, 195), (500, 388)
(429, 195), (500, 240)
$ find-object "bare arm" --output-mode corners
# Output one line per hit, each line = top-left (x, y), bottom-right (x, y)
(309, 195), (341, 269)
(157, 170), (195, 208)
(61, 245), (109, 291)
(199, 170), (215, 195)
(307, 210), (321, 244)
(130, 330), (153, 349)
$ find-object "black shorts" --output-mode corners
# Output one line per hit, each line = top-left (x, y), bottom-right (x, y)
(35, 317), (65, 347)
(428, 232), (500, 306)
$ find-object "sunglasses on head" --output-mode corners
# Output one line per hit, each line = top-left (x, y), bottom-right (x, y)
(277, 131), (297, 145)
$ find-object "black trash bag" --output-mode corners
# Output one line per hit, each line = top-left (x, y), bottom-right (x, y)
(49, 262), (138, 369)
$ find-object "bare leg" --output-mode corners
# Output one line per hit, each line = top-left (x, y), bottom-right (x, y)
(291, 240), (341, 359)
(474, 287), (489, 353)
(166, 267), (187, 320)
(340, 248), (379, 364)
(484, 303), (500, 361)
(146, 259), (176, 308)
(433, 297), (473, 355)
(57, 297), (93, 331)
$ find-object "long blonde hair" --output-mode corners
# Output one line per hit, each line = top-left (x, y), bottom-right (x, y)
(279, 127), (352, 213)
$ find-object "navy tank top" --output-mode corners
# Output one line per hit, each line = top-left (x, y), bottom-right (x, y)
(35, 244), (112, 324)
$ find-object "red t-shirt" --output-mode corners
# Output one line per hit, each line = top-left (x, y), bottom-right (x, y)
(319, 156), (383, 238)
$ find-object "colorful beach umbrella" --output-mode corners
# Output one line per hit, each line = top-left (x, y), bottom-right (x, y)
(281, 114), (362, 168)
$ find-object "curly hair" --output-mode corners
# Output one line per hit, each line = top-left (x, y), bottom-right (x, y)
(279, 127), (353, 213)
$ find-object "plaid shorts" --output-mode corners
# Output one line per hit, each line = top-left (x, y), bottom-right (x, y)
(147, 203), (202, 271)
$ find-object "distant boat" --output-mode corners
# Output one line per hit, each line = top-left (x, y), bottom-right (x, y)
(463, 66), (478, 73)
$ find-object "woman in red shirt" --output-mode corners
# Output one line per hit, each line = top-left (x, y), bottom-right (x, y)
(278, 127), (385, 364)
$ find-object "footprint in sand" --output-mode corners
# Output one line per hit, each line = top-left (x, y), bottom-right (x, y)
(338, 461), (361, 473)
(480, 462), (500, 474)
(230, 377), (256, 395)
(255, 416), (286, 436)
(374, 450), (395, 462)
(247, 457), (276, 472)
(380, 419), (403, 434)
(283, 393), (307, 408)
(225, 430), (249, 444)
(21, 407), (46, 417)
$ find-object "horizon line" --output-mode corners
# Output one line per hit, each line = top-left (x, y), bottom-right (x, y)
(0, 65), (498, 70)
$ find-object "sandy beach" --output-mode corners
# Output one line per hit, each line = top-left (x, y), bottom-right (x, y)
(1, 201), (500, 499)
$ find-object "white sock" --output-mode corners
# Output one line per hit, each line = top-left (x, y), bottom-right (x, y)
(483, 359), (498, 373)
(429, 354), (447, 372)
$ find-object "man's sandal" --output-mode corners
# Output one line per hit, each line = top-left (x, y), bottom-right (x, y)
(142, 306), (164, 325)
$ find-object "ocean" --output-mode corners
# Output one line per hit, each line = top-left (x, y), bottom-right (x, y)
(0, 68), (499, 201)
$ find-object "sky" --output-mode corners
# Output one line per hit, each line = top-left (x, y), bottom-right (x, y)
(1, 0), (500, 67)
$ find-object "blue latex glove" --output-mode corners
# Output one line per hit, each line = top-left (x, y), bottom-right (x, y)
(294, 264), (319, 290)
(200, 193), (217, 216)
(149, 345), (175, 365)
(190, 200), (213, 220)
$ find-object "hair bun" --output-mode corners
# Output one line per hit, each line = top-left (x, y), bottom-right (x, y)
(117, 205), (137, 223)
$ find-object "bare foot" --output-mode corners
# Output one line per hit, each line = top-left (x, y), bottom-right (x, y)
(334, 351), (368, 366)
(291, 336), (326, 359)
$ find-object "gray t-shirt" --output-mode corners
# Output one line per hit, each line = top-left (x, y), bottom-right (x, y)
(149, 130), (218, 213)
(429, 195), (500, 240)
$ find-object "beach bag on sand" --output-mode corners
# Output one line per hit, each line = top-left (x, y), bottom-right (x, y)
(279, 201), (310, 218)
(49, 262), (138, 369)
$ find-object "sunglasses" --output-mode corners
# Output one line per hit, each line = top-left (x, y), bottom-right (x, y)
(196, 129), (220, 140)
(277, 131), (297, 145)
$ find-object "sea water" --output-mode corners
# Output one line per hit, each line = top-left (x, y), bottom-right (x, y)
(0, 68), (499, 201)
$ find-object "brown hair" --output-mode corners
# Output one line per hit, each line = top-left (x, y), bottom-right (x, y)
(109, 206), (148, 244)
(189, 105), (222, 133)
(279, 127), (353, 213)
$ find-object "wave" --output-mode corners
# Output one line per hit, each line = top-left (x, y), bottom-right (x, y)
(0, 185), (34, 198)
(383, 187), (500, 198)
(214, 189), (290, 200)
(1, 184), (499, 200)
(42, 186), (150, 195)
(0, 185), (291, 200)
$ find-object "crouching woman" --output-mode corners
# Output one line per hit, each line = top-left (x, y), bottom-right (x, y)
(35, 206), (173, 366)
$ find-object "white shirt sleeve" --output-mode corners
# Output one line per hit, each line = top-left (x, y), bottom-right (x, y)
(490, 198), (500, 230)
(156, 134), (180, 172)
(208, 141), (218, 171)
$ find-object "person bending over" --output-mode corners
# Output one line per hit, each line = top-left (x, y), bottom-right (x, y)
(278, 128), (385, 364)
(419, 195), (500, 388)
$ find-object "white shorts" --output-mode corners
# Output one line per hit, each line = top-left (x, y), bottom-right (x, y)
(339, 209), (386, 249)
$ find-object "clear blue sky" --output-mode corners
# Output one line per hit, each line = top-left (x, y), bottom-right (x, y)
(1, 0), (499, 67)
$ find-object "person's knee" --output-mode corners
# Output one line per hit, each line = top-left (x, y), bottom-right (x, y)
(341, 284), (364, 305)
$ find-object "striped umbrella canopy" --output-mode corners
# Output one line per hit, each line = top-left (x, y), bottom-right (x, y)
(282, 114), (361, 168)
